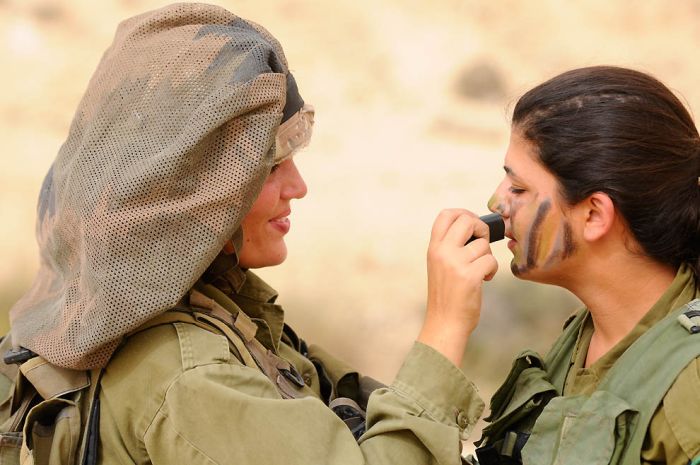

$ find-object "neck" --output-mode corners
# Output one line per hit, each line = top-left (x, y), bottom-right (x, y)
(562, 252), (676, 365)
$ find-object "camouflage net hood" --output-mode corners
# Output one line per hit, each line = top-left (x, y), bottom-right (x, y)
(9, 3), (314, 369)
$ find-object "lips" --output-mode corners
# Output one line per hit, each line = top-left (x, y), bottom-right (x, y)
(269, 210), (291, 234)
(504, 227), (515, 241)
(505, 229), (517, 250)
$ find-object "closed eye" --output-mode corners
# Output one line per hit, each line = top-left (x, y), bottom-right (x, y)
(509, 186), (526, 195)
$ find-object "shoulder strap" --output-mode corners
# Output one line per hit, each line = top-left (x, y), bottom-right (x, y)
(0, 356), (101, 465)
(19, 357), (89, 400)
(187, 289), (309, 399)
(132, 306), (258, 369)
(598, 299), (700, 465)
(130, 290), (309, 399)
(77, 369), (103, 465)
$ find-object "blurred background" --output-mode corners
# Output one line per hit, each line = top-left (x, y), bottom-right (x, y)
(1, 0), (699, 447)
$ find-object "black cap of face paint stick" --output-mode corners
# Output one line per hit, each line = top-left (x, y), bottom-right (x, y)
(466, 213), (505, 244)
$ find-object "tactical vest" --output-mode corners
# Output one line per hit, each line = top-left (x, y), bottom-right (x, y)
(0, 286), (372, 464)
(475, 298), (700, 465)
(0, 335), (102, 465)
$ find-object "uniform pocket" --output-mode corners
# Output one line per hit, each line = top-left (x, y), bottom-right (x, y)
(522, 391), (637, 465)
(480, 351), (558, 444)
(0, 431), (22, 465)
(22, 398), (81, 465)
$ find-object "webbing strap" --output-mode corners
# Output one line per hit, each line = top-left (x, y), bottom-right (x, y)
(187, 292), (308, 399)
(129, 295), (307, 400)
(191, 312), (258, 369)
(19, 357), (89, 400)
(190, 289), (258, 342)
(128, 309), (257, 369)
(78, 369), (103, 465)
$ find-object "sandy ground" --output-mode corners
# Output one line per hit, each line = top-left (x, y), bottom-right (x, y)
(1, 0), (699, 450)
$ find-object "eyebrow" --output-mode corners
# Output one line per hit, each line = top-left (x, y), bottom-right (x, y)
(504, 166), (520, 179)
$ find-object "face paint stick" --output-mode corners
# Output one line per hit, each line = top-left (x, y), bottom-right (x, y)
(466, 213), (505, 244)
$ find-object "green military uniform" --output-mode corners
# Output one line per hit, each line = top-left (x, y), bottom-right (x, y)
(1, 5), (488, 463)
(474, 264), (700, 465)
(97, 267), (485, 464)
(564, 264), (700, 464)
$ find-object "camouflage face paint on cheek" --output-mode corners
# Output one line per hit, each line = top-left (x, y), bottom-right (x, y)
(509, 198), (555, 275)
(507, 197), (528, 274)
(560, 221), (576, 259)
(540, 220), (575, 267)
(525, 200), (552, 269)
(512, 199), (577, 275)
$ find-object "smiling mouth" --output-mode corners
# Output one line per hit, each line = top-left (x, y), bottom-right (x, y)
(269, 212), (291, 234)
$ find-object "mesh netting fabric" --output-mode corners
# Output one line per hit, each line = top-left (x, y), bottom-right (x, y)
(10, 3), (298, 369)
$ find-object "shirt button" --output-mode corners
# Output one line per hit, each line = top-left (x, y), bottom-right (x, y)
(456, 410), (470, 429)
(302, 373), (313, 386)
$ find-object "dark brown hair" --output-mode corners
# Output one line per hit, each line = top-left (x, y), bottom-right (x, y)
(513, 66), (700, 276)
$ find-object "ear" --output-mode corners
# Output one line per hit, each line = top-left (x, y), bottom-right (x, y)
(581, 192), (616, 242)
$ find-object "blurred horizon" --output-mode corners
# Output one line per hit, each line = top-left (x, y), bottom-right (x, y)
(1, 1), (698, 443)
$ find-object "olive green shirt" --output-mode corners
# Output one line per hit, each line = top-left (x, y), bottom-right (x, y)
(563, 264), (700, 464)
(97, 270), (485, 464)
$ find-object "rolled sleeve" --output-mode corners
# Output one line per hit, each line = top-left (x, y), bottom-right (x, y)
(110, 319), (489, 465)
(391, 341), (485, 439)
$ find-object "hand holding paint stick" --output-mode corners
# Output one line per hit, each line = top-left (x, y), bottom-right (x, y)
(419, 209), (500, 366)
(466, 213), (505, 244)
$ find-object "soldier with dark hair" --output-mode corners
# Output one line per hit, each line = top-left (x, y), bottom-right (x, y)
(430, 66), (700, 465)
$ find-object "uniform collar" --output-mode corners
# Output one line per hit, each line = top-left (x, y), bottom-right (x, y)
(203, 266), (285, 353)
(565, 264), (698, 394)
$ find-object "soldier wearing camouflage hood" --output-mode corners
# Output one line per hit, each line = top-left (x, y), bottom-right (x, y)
(0, 4), (495, 464)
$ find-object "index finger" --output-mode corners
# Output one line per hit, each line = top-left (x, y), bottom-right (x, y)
(466, 216), (491, 244)
(430, 208), (472, 242)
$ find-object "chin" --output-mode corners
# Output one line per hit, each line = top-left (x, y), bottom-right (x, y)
(510, 260), (553, 284)
(238, 244), (288, 269)
(255, 252), (287, 269)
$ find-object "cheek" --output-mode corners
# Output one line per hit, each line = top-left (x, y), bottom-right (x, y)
(518, 199), (551, 267)
(533, 206), (561, 264)
(560, 222), (575, 258)
(513, 201), (576, 273)
(239, 215), (261, 258)
(508, 198), (549, 269)
(243, 183), (280, 229)
(240, 203), (270, 251)
(508, 195), (528, 227)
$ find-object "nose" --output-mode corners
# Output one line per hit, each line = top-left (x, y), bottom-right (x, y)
(488, 178), (510, 218)
(279, 158), (308, 200)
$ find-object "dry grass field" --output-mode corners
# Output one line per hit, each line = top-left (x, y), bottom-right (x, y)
(1, 0), (698, 447)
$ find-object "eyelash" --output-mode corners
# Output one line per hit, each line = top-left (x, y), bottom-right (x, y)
(509, 186), (526, 195)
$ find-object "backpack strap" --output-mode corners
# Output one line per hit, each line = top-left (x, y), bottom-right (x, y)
(128, 302), (258, 369)
(77, 369), (103, 465)
(19, 357), (89, 400)
(129, 288), (309, 400)
(0, 354), (102, 465)
(187, 288), (309, 399)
